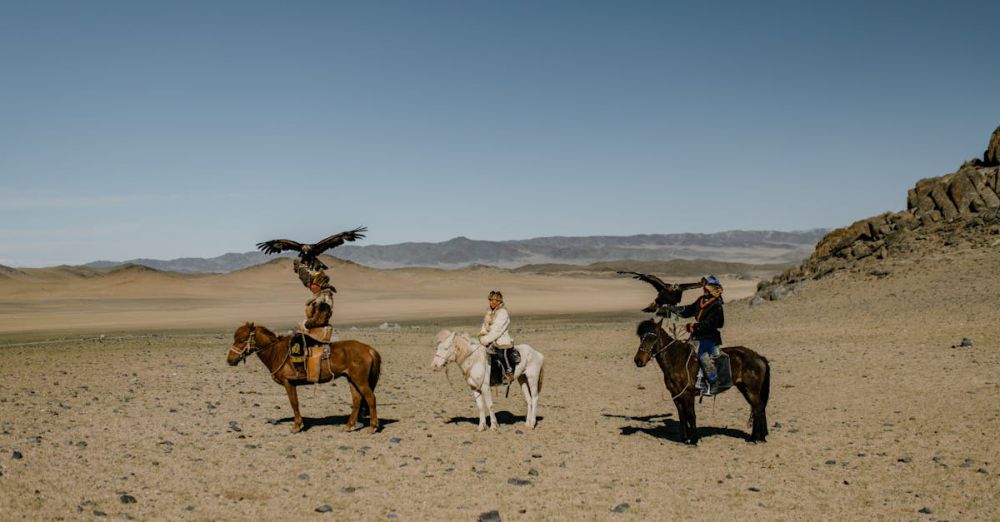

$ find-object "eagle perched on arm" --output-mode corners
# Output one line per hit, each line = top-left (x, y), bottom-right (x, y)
(256, 227), (367, 270)
(617, 271), (703, 313)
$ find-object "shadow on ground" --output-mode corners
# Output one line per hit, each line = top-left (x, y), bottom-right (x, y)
(602, 413), (748, 443)
(446, 410), (543, 427)
(268, 415), (399, 432)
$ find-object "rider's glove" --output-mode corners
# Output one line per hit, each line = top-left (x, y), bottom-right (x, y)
(658, 304), (682, 316)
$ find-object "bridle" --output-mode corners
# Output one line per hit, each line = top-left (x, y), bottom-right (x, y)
(639, 329), (682, 360)
(638, 325), (699, 400)
(229, 328), (259, 363)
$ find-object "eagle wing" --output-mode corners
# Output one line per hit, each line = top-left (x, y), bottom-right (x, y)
(256, 239), (304, 255)
(616, 271), (669, 293)
(310, 226), (368, 255)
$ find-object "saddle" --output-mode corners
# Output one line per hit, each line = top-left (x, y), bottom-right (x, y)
(288, 333), (331, 383)
(488, 348), (520, 387)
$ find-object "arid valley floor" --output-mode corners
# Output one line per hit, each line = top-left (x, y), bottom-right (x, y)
(1, 245), (998, 521)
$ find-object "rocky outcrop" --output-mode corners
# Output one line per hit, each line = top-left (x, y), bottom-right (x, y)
(756, 126), (1000, 301)
(985, 125), (1000, 166)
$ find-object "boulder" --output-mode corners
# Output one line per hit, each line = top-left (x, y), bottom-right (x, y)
(970, 169), (1000, 208)
(948, 170), (986, 214)
(929, 180), (959, 220)
(985, 125), (1000, 166)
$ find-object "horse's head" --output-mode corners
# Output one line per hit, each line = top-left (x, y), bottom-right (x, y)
(227, 322), (258, 366)
(633, 318), (663, 367)
(431, 330), (457, 370)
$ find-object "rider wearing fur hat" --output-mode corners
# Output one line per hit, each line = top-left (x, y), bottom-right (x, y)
(479, 290), (515, 384)
(659, 275), (725, 395)
(294, 259), (336, 342)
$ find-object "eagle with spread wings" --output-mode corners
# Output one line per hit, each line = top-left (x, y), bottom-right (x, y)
(256, 227), (367, 270)
(617, 271), (703, 314)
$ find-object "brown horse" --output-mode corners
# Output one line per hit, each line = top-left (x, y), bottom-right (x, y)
(227, 322), (381, 433)
(633, 319), (770, 444)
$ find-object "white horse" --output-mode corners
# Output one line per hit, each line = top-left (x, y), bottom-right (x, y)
(431, 330), (544, 431)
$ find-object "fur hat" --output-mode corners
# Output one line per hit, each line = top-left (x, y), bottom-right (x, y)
(488, 290), (504, 302)
(702, 275), (722, 297)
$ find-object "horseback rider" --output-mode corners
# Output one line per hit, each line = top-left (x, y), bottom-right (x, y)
(294, 259), (336, 343)
(659, 275), (724, 396)
(479, 290), (516, 384)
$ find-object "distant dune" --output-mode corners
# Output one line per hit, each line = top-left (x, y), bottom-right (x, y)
(0, 256), (760, 335)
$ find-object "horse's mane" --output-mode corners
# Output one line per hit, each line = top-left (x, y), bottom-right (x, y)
(636, 319), (660, 337)
(454, 332), (476, 351)
(242, 322), (277, 340)
(434, 329), (454, 343)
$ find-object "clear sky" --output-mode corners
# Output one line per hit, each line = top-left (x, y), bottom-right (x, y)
(2, 1), (998, 267)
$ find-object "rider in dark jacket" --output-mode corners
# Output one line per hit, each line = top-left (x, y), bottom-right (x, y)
(660, 275), (724, 395)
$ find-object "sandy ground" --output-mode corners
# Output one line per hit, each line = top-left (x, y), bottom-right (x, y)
(1, 249), (999, 520)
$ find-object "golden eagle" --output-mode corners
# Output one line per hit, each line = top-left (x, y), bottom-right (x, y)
(256, 227), (367, 270)
(617, 271), (703, 313)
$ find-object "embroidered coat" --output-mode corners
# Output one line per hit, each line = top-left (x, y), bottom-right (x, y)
(676, 294), (724, 345)
(479, 304), (513, 348)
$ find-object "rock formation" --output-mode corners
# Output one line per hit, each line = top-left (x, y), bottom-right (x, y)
(755, 125), (1000, 301)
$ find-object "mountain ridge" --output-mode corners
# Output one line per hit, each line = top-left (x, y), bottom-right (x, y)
(82, 229), (827, 273)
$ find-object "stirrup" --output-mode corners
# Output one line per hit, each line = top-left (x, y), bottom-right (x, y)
(502, 371), (515, 385)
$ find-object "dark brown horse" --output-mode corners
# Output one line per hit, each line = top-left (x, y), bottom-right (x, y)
(633, 319), (770, 444)
(227, 322), (381, 433)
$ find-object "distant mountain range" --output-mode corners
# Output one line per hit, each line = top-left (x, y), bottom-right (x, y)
(82, 230), (827, 273)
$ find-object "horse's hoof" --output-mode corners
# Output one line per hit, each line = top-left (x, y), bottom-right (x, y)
(291, 425), (302, 433)
(343, 425), (354, 433)
(476, 425), (486, 432)
(368, 426), (378, 434)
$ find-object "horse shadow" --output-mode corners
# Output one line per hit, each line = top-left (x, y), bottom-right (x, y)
(602, 413), (749, 443)
(269, 415), (399, 433)
(446, 410), (543, 427)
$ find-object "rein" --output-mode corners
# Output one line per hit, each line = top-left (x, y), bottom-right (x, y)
(642, 327), (696, 401)
(436, 335), (484, 387)
(640, 330), (682, 360)
(230, 329), (290, 376)
(229, 329), (258, 363)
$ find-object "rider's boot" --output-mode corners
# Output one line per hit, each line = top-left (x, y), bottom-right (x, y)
(501, 349), (515, 384)
(703, 370), (718, 396)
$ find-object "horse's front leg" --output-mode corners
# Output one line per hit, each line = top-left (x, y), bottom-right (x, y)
(684, 394), (698, 445)
(471, 389), (488, 431)
(283, 381), (304, 433)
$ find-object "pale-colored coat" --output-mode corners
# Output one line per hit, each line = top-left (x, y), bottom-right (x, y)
(479, 304), (513, 348)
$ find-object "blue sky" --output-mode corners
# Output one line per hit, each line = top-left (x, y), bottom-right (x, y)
(2, 1), (998, 266)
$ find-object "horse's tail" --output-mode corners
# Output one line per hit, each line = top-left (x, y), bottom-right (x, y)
(760, 355), (771, 409)
(536, 363), (544, 396)
(368, 346), (382, 392)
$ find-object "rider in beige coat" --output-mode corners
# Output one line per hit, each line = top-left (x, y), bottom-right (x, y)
(479, 290), (515, 383)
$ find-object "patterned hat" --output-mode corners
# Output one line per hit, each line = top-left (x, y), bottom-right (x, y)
(488, 290), (504, 301)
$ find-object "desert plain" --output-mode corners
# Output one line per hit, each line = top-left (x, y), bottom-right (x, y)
(0, 248), (998, 521)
